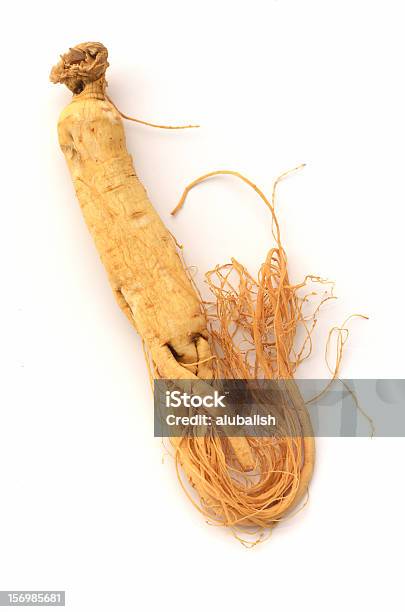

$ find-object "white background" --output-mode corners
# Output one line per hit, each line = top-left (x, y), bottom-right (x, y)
(1, 1), (404, 610)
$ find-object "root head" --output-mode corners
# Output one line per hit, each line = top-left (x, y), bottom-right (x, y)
(50, 42), (109, 94)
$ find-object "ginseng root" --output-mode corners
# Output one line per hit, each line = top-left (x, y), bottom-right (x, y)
(51, 42), (327, 544)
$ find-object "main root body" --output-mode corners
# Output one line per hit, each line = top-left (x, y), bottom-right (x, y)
(52, 42), (330, 544)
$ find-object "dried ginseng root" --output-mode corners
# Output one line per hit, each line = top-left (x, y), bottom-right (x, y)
(51, 42), (319, 545)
